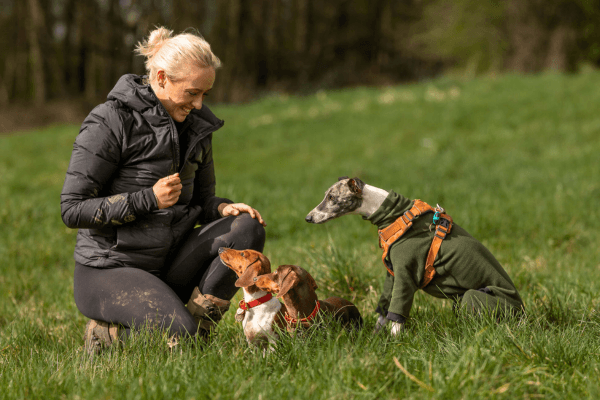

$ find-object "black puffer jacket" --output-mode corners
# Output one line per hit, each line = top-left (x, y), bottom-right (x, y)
(61, 74), (232, 274)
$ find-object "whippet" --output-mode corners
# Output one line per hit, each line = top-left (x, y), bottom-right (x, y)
(305, 177), (525, 335)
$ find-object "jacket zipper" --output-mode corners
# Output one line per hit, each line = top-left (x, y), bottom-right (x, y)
(178, 119), (224, 174)
(168, 117), (180, 172)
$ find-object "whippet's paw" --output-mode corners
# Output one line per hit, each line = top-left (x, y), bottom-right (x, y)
(390, 321), (405, 336)
(373, 314), (389, 334)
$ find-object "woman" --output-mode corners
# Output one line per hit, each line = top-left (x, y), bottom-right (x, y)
(61, 27), (266, 353)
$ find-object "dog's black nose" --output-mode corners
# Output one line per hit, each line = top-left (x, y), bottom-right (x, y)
(218, 247), (227, 254)
(305, 215), (313, 223)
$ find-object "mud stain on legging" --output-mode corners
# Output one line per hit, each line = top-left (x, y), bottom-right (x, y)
(114, 289), (160, 311)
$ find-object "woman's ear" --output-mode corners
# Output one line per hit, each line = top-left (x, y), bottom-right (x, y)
(156, 70), (167, 88)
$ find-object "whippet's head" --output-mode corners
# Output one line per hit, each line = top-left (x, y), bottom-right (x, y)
(218, 248), (272, 292)
(305, 177), (365, 224)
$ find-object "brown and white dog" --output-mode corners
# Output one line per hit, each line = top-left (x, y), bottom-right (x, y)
(218, 248), (287, 350)
(254, 264), (363, 331)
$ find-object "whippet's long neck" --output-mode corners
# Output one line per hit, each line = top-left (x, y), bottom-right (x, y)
(353, 184), (389, 218)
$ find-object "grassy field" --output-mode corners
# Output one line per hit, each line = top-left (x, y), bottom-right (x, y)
(1, 71), (599, 399)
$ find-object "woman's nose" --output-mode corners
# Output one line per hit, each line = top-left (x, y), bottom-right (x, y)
(192, 96), (203, 110)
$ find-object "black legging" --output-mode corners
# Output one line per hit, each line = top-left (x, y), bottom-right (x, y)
(74, 214), (265, 337)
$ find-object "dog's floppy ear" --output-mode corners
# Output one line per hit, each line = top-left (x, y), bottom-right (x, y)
(235, 262), (261, 288)
(306, 271), (318, 291)
(348, 177), (365, 194)
(257, 252), (272, 274)
(276, 265), (301, 298)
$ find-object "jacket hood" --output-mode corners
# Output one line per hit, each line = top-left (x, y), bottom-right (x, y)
(106, 74), (223, 132)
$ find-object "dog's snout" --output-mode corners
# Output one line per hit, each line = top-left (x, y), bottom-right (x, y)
(218, 247), (227, 255)
(305, 215), (313, 223)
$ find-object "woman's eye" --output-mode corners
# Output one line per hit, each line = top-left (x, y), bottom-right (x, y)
(188, 91), (198, 96)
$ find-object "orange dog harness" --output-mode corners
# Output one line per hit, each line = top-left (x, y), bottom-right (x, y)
(284, 300), (321, 325)
(378, 200), (453, 288)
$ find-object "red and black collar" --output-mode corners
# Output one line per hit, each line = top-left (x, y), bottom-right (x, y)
(284, 301), (321, 325)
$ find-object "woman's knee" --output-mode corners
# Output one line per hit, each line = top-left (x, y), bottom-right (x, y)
(229, 213), (265, 250)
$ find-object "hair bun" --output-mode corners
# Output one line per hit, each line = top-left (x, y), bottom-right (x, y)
(136, 26), (173, 59)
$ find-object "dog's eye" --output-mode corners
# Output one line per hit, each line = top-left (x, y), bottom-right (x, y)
(328, 195), (333, 201)
(240, 252), (245, 257)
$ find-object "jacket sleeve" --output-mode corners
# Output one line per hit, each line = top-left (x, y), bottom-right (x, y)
(191, 135), (233, 224)
(60, 104), (157, 229)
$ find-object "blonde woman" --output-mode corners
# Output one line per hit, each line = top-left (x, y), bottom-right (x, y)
(61, 27), (266, 353)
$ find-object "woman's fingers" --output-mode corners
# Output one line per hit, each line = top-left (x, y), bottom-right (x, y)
(221, 203), (267, 227)
(255, 210), (265, 226)
(153, 174), (182, 209)
(162, 173), (181, 185)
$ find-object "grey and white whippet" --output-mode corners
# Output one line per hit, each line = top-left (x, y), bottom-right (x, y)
(305, 177), (403, 335)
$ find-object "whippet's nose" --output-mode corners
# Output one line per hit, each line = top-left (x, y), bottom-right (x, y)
(305, 215), (313, 223)
(218, 247), (227, 254)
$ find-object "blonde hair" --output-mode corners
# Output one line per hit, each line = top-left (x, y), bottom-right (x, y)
(135, 27), (221, 82)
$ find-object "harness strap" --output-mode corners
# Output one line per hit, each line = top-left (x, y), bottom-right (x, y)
(378, 199), (453, 288)
(284, 301), (321, 325)
(238, 293), (273, 310)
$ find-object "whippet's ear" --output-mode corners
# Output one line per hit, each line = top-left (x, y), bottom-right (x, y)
(348, 177), (365, 194)
(235, 263), (261, 288)
(276, 266), (301, 298)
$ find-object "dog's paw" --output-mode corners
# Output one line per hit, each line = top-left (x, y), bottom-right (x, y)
(373, 314), (389, 333)
(390, 321), (405, 336)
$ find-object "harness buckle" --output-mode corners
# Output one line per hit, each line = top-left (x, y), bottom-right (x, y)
(437, 217), (451, 229)
(432, 204), (447, 226)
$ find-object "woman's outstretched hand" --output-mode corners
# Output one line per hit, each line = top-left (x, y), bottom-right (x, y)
(153, 173), (182, 209)
(219, 203), (266, 227)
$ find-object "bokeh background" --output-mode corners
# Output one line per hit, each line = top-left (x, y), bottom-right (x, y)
(2, 0), (600, 132)
(2, 2), (600, 398)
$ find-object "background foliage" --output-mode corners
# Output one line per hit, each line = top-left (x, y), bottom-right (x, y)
(2, 0), (600, 107)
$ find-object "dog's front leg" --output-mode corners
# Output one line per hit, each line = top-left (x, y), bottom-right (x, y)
(374, 314), (389, 333)
(390, 321), (405, 336)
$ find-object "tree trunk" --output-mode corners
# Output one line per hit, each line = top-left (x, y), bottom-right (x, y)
(26, 0), (46, 105)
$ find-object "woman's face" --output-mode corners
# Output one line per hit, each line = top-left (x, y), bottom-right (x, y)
(154, 65), (215, 122)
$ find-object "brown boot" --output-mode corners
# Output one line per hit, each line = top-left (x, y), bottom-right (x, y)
(187, 287), (231, 336)
(83, 319), (121, 355)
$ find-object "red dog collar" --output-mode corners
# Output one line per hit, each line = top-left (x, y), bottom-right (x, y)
(285, 301), (321, 325)
(238, 293), (273, 310)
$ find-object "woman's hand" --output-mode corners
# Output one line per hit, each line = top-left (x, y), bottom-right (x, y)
(218, 203), (266, 227)
(153, 173), (182, 209)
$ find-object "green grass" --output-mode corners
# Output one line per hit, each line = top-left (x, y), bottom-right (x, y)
(1, 71), (600, 399)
